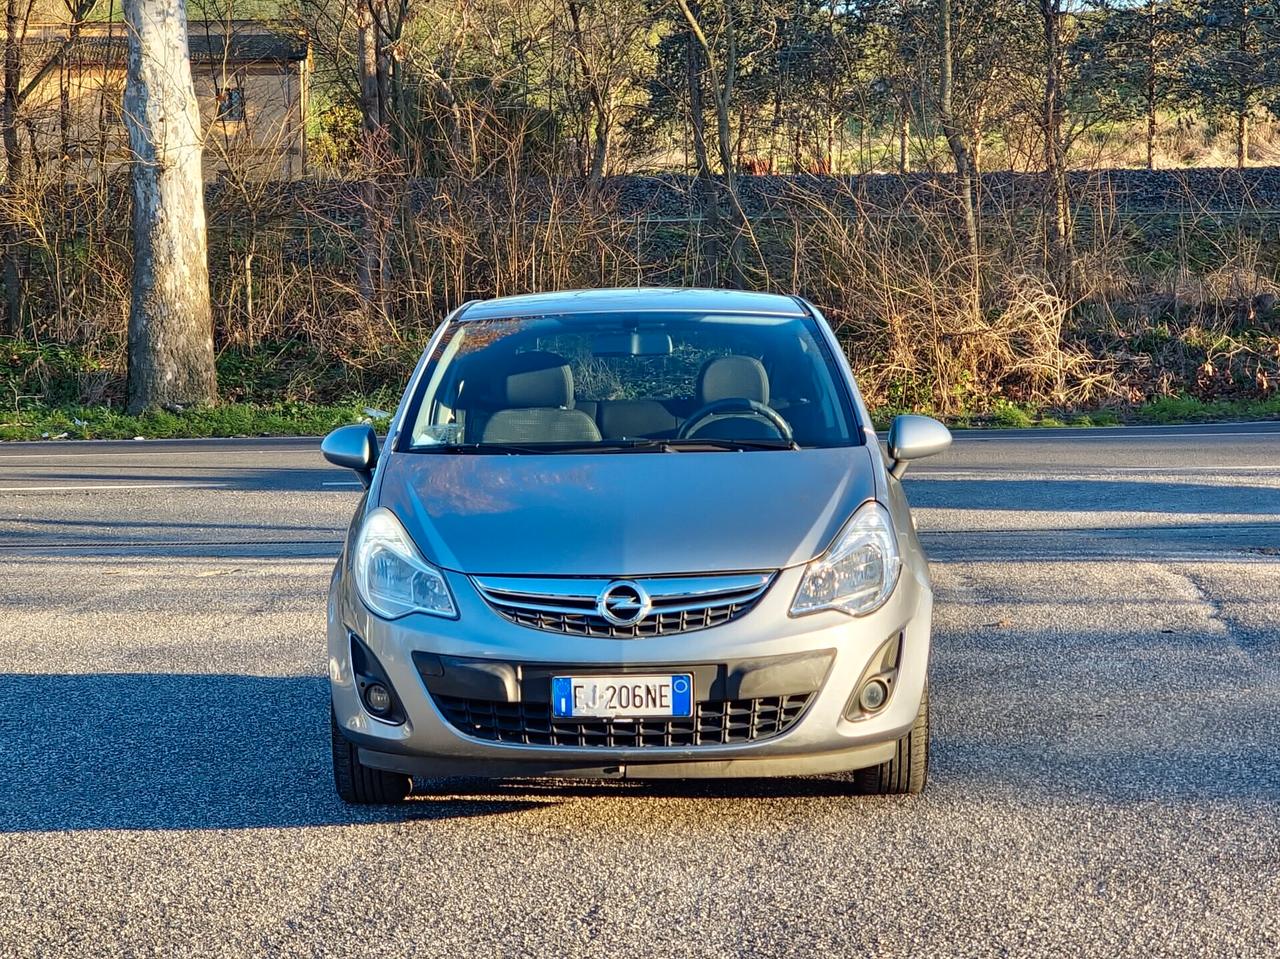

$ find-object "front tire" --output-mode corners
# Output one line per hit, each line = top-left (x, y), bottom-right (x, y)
(854, 684), (929, 795)
(331, 707), (412, 804)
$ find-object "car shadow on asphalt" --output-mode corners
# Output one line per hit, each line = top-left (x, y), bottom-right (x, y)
(0, 674), (557, 832)
(0, 672), (893, 834)
(902, 477), (1280, 516)
(411, 775), (867, 802)
(5, 672), (1275, 833)
(12, 466), (353, 494)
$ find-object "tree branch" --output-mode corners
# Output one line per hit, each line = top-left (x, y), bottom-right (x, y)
(14, 0), (98, 109)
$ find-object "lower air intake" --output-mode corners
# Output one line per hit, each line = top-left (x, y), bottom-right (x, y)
(432, 692), (814, 748)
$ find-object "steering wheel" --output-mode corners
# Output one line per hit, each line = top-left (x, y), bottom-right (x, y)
(676, 398), (794, 441)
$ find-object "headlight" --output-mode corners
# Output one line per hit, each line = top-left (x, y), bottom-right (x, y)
(352, 507), (456, 619)
(791, 501), (901, 617)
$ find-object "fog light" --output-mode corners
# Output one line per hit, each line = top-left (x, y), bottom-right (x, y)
(364, 682), (392, 715)
(858, 678), (889, 713)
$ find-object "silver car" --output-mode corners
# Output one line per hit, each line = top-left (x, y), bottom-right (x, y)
(322, 288), (951, 802)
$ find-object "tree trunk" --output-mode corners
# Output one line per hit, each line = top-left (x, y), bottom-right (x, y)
(938, 0), (980, 324)
(685, 29), (721, 285)
(712, 84), (746, 287)
(376, 46), (391, 130)
(1145, 0), (1156, 170)
(567, 0), (611, 190)
(1236, 5), (1248, 170)
(1146, 95), (1156, 171)
(2, 0), (22, 336)
(674, 0), (747, 286)
(122, 0), (217, 413)
(898, 110), (909, 174)
(1040, 0), (1071, 290)
(710, 17), (745, 286)
(356, 3), (384, 311)
(588, 110), (609, 186)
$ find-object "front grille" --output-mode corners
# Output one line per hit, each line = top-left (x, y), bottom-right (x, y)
(433, 693), (814, 748)
(472, 572), (774, 638)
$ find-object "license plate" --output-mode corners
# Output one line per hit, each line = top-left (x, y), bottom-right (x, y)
(551, 674), (693, 719)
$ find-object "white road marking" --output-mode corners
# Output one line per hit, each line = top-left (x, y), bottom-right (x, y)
(950, 429), (1280, 441)
(914, 466), (1280, 476)
(321, 481), (362, 487)
(0, 483), (229, 492)
(0, 448), (315, 460)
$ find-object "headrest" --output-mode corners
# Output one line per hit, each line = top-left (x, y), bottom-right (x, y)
(499, 350), (574, 408)
(697, 355), (769, 405)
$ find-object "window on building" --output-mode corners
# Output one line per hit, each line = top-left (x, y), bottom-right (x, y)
(216, 87), (245, 122)
(100, 81), (124, 123)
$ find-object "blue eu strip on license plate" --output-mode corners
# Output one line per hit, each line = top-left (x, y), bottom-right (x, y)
(551, 674), (693, 719)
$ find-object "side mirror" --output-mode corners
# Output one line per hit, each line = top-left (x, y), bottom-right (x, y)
(887, 414), (951, 479)
(322, 424), (379, 488)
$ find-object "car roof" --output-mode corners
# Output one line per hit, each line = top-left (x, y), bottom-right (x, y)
(456, 287), (810, 320)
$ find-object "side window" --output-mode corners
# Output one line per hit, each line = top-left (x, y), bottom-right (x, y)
(412, 329), (467, 445)
(102, 82), (124, 123)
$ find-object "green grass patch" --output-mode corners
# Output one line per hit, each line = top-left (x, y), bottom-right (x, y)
(0, 398), (392, 442)
(868, 396), (1272, 432)
(4, 348), (1279, 447)
(2, 392), (1276, 441)
(3, 336), (412, 411)
(2, 339), (119, 406)
(988, 400), (1036, 429)
(1130, 393), (1280, 424)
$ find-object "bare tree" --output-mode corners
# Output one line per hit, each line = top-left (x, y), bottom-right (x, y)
(673, 0), (740, 186)
(671, 0), (776, 285)
(938, 0), (981, 324)
(865, 1), (924, 175)
(2, 0), (101, 335)
(567, 1), (612, 186)
(1082, 0), (1186, 171)
(1185, 0), (1278, 169)
(563, 0), (652, 188)
(682, 15), (724, 284)
(356, 0), (384, 308)
(1038, 0), (1071, 287)
(1138, 0), (1180, 169)
(122, 0), (217, 412)
(2, 0), (20, 334)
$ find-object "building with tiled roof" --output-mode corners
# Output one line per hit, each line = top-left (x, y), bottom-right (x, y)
(20, 17), (310, 180)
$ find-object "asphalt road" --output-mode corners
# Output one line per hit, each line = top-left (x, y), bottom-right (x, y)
(1, 424), (1278, 957)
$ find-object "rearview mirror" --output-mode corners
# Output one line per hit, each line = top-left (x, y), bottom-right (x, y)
(593, 331), (674, 357)
(322, 424), (379, 488)
(886, 415), (951, 478)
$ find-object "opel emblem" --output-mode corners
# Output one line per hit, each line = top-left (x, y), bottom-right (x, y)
(597, 580), (652, 627)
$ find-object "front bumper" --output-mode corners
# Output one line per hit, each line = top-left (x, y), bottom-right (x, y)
(328, 560), (933, 780)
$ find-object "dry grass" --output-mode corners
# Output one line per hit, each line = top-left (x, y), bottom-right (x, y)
(5, 159), (1280, 417)
(777, 179), (1113, 415)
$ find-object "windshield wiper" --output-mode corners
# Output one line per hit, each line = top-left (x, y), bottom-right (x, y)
(417, 437), (799, 454)
(655, 437), (801, 452)
(426, 439), (666, 455)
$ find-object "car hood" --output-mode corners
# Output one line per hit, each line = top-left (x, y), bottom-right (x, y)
(376, 446), (879, 576)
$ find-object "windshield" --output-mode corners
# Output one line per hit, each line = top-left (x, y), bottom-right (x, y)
(402, 311), (858, 452)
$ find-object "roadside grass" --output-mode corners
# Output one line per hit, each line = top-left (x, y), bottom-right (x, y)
(1129, 393), (1280, 423)
(946, 395), (1280, 428)
(867, 399), (1124, 431)
(2, 337), (403, 440)
(0, 398), (395, 442)
(7, 329), (1278, 440)
(3, 392), (1276, 441)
